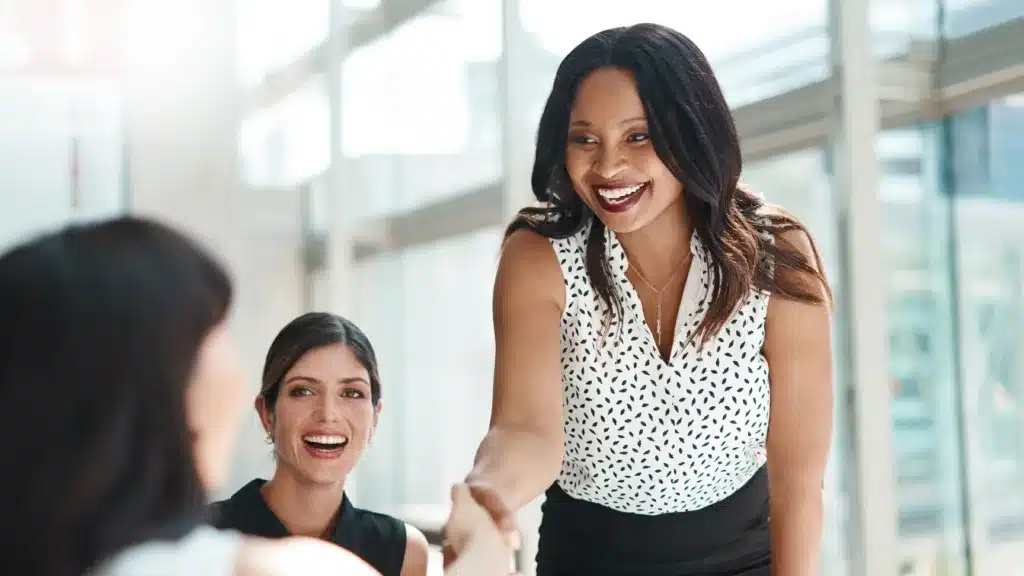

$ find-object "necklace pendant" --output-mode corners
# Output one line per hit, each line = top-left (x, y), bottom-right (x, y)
(656, 300), (664, 348)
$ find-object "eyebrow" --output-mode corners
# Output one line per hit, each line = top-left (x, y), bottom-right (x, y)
(284, 375), (371, 386)
(569, 116), (647, 127)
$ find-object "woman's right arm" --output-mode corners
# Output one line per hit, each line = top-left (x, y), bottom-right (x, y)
(464, 228), (567, 512)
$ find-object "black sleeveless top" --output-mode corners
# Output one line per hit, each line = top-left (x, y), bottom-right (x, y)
(209, 479), (407, 576)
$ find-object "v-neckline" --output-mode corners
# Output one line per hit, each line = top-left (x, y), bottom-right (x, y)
(605, 226), (705, 367)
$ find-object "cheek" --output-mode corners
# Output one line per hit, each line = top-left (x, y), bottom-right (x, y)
(271, 402), (306, 438)
(639, 152), (676, 182)
(564, 150), (592, 185)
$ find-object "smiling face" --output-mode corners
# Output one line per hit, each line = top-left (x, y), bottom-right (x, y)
(564, 67), (685, 234)
(257, 343), (379, 487)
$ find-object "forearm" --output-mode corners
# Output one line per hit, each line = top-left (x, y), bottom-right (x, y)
(769, 485), (824, 576)
(465, 423), (563, 511)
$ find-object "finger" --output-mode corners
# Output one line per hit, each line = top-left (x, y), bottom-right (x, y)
(467, 483), (517, 532)
(441, 542), (456, 569)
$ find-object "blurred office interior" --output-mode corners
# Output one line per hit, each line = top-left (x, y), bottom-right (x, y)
(2, 0), (1024, 574)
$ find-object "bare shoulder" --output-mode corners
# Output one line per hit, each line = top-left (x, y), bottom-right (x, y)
(234, 536), (381, 576)
(400, 523), (429, 576)
(775, 227), (818, 265)
(495, 228), (565, 313)
(757, 204), (827, 287)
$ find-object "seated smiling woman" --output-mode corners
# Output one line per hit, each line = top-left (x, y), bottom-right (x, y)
(211, 312), (429, 576)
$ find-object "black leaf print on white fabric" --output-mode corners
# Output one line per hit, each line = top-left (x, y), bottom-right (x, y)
(551, 220), (772, 515)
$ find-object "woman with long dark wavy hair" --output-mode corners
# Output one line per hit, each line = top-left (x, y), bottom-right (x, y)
(442, 23), (834, 575)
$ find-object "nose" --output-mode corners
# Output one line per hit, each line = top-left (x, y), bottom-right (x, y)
(592, 143), (628, 180)
(314, 394), (344, 423)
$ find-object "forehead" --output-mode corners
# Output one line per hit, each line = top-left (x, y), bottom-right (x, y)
(570, 67), (646, 123)
(286, 343), (368, 380)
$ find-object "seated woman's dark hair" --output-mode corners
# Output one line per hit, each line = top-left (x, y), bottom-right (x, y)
(0, 217), (232, 576)
(509, 23), (831, 345)
(259, 312), (382, 409)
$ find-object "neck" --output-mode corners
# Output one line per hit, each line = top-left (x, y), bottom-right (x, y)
(616, 199), (693, 284)
(261, 468), (346, 538)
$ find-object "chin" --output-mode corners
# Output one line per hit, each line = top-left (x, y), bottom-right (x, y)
(296, 469), (346, 487)
(593, 209), (651, 234)
(296, 458), (353, 485)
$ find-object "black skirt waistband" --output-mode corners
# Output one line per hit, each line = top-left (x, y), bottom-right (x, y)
(536, 466), (771, 575)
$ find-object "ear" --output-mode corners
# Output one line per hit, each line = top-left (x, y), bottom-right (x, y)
(255, 395), (274, 436)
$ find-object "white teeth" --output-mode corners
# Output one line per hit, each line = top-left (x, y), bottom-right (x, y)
(303, 434), (348, 446)
(596, 183), (645, 200)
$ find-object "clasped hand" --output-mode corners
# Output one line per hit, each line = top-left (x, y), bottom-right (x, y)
(442, 483), (521, 576)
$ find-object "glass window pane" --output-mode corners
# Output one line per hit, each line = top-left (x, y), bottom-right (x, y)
(742, 149), (852, 576)
(518, 1), (829, 107)
(238, 77), (330, 187)
(351, 228), (502, 518)
(872, 0), (941, 55)
(0, 78), (124, 252)
(341, 0), (502, 220)
(236, 0), (329, 85)
(944, 0), (1024, 37)
(950, 95), (1024, 573)
(880, 125), (969, 576)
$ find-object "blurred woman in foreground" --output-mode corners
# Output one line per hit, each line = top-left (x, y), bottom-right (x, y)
(0, 218), (379, 576)
(0, 216), (517, 576)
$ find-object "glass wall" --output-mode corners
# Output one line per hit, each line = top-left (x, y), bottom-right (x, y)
(351, 227), (502, 519)
(948, 94), (1024, 574)
(944, 0), (1024, 36)
(340, 0), (503, 220)
(743, 149), (852, 575)
(0, 78), (124, 253)
(238, 77), (331, 187)
(518, 1), (829, 109)
(879, 96), (1024, 575)
(880, 125), (970, 575)
(236, 0), (329, 85)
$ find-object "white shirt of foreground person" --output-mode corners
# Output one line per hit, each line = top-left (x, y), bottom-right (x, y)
(89, 524), (382, 576)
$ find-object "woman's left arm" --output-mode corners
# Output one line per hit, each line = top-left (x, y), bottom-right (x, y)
(764, 229), (834, 576)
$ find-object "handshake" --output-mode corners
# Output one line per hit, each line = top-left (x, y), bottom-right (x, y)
(442, 483), (523, 576)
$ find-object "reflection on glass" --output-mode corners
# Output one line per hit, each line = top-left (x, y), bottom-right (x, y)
(950, 95), (1024, 574)
(743, 150), (851, 576)
(238, 77), (330, 187)
(341, 0), (502, 219)
(351, 228), (501, 520)
(518, 0), (828, 107)
(879, 126), (969, 576)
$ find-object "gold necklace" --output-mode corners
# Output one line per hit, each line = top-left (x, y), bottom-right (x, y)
(628, 251), (691, 350)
